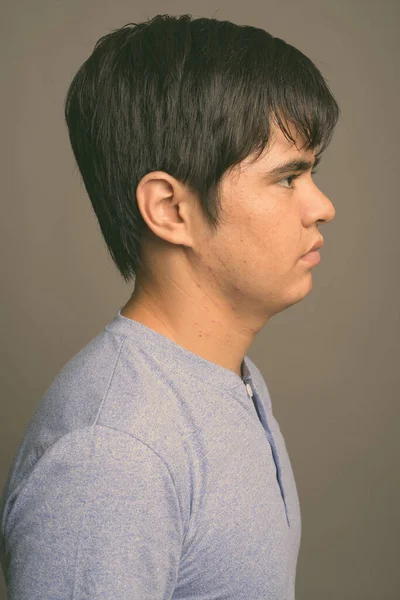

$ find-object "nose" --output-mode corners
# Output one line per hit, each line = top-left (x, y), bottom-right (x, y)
(314, 185), (336, 225)
(323, 193), (336, 224)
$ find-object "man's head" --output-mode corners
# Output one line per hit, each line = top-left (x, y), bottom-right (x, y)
(64, 14), (339, 323)
(131, 120), (335, 325)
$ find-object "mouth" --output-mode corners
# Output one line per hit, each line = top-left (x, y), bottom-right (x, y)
(303, 238), (324, 256)
(300, 250), (321, 265)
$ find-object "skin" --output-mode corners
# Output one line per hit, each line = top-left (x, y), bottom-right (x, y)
(120, 120), (336, 378)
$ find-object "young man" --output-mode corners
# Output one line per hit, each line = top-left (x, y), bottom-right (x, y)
(0, 13), (339, 599)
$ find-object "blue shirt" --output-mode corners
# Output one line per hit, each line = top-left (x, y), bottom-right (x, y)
(0, 307), (302, 599)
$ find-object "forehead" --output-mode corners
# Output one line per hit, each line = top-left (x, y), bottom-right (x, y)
(231, 122), (313, 183)
(260, 121), (312, 163)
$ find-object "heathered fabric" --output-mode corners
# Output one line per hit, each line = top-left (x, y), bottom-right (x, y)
(0, 307), (302, 599)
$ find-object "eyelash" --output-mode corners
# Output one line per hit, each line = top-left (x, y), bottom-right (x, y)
(279, 168), (319, 188)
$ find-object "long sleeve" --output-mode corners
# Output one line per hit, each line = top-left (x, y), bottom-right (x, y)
(1, 425), (184, 599)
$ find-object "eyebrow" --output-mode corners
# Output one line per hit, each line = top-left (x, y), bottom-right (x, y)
(266, 155), (321, 178)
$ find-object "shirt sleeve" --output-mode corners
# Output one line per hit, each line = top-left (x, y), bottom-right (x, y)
(1, 425), (184, 599)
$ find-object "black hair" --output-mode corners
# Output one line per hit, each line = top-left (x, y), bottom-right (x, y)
(64, 14), (340, 284)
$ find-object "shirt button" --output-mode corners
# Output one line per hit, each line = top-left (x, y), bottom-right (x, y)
(246, 383), (253, 398)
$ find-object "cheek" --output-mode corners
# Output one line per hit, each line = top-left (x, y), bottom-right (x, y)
(242, 210), (301, 275)
(201, 191), (297, 277)
(241, 210), (283, 259)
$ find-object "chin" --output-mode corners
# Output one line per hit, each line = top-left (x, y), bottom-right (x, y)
(279, 275), (314, 313)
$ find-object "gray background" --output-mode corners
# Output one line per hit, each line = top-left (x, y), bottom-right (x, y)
(1, 0), (399, 598)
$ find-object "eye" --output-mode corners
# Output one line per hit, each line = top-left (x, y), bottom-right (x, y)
(278, 168), (319, 189)
(278, 175), (298, 188)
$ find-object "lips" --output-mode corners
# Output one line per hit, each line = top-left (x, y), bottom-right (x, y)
(304, 238), (324, 255)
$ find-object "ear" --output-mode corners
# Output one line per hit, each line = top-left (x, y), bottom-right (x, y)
(136, 171), (194, 248)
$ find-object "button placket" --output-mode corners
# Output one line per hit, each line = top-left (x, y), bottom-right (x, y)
(244, 379), (290, 527)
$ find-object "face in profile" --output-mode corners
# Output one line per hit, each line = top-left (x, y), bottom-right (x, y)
(183, 122), (336, 322)
(131, 120), (336, 340)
